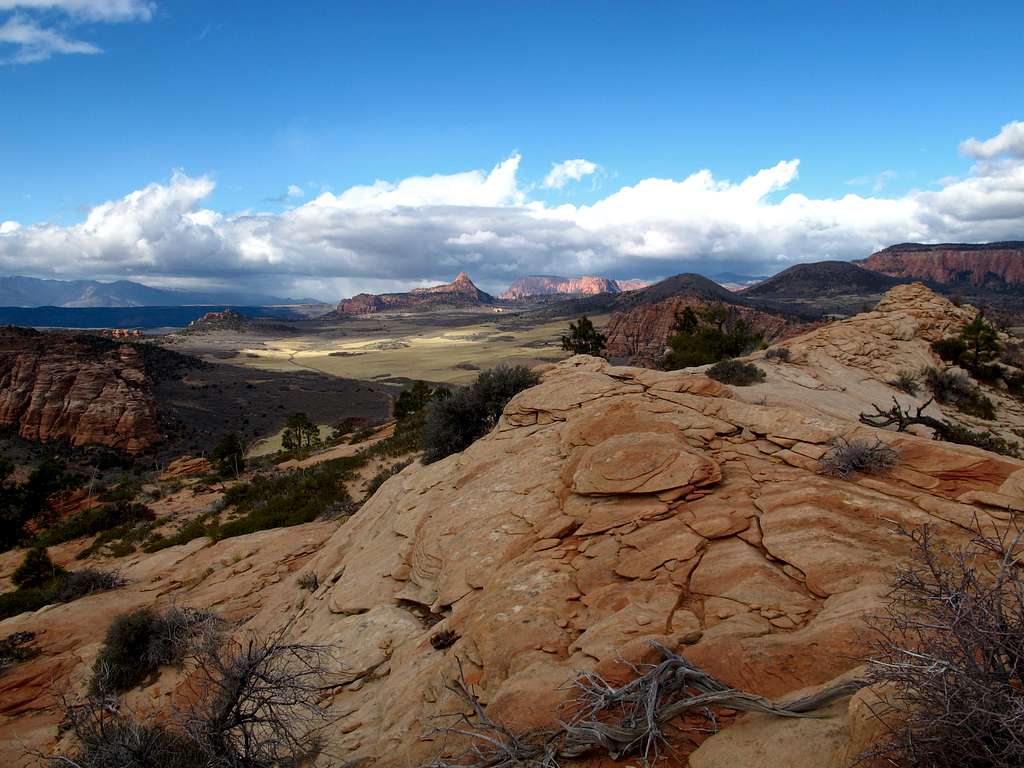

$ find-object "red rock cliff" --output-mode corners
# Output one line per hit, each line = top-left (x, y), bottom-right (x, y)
(0, 327), (161, 452)
(857, 242), (1024, 289)
(500, 275), (647, 299)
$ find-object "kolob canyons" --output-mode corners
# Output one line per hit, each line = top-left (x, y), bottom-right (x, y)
(1, 284), (1023, 767)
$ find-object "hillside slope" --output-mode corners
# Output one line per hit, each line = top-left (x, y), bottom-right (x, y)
(333, 272), (494, 315)
(1, 284), (1022, 767)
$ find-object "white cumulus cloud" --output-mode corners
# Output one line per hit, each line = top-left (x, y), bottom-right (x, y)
(3, 122), (1024, 300)
(543, 158), (599, 189)
(960, 121), (1024, 160)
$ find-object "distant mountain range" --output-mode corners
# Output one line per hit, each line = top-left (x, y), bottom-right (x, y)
(499, 275), (648, 300)
(742, 261), (902, 299)
(0, 276), (319, 308)
(332, 272), (495, 315)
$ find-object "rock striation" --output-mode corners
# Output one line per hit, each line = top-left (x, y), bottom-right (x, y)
(1, 284), (1023, 767)
(333, 273), (494, 315)
(500, 275), (647, 300)
(856, 241), (1024, 290)
(0, 327), (161, 452)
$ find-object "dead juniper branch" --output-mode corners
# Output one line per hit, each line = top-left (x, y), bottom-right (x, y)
(817, 437), (900, 479)
(861, 523), (1024, 768)
(425, 642), (863, 768)
(859, 397), (952, 438)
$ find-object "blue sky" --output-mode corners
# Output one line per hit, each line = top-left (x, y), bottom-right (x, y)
(1, 1), (1023, 298)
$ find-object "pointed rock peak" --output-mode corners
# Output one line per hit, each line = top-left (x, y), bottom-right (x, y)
(453, 271), (473, 285)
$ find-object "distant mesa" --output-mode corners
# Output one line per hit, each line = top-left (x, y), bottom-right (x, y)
(332, 272), (495, 316)
(855, 241), (1024, 290)
(499, 275), (647, 300)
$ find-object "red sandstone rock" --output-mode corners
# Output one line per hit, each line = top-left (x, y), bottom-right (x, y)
(857, 242), (1024, 289)
(0, 327), (161, 452)
(333, 272), (494, 315)
(499, 275), (647, 300)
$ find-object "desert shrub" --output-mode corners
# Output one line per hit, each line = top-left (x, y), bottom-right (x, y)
(210, 433), (245, 478)
(77, 519), (159, 560)
(280, 412), (321, 457)
(0, 561), (125, 621)
(98, 479), (141, 504)
(92, 606), (220, 694)
(818, 437), (899, 479)
(52, 569), (127, 603)
(763, 346), (791, 362)
(923, 367), (996, 419)
(561, 315), (607, 357)
(664, 304), (762, 370)
(363, 459), (413, 501)
(296, 571), (319, 591)
(12, 546), (65, 589)
(215, 457), (360, 540)
(0, 631), (39, 673)
(143, 517), (209, 553)
(705, 359), (765, 386)
(0, 456), (82, 551)
(887, 371), (920, 395)
(363, 408), (427, 459)
(348, 426), (377, 444)
(57, 633), (329, 768)
(931, 336), (968, 364)
(394, 380), (449, 420)
(942, 423), (1021, 458)
(34, 501), (155, 548)
(422, 365), (540, 464)
(863, 524), (1024, 768)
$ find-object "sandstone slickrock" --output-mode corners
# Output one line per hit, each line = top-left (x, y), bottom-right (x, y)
(0, 327), (161, 452)
(1, 284), (1022, 767)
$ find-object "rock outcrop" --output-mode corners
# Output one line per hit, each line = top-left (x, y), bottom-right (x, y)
(500, 275), (647, 300)
(603, 297), (804, 361)
(857, 242), (1024, 290)
(333, 273), (494, 315)
(1, 284), (1022, 767)
(0, 327), (161, 452)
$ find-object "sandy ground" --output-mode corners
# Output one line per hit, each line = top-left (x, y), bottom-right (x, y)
(167, 309), (608, 385)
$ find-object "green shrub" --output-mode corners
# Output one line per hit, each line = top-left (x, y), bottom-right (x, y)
(0, 563), (125, 620)
(34, 501), (155, 548)
(215, 457), (360, 540)
(764, 346), (791, 362)
(0, 631), (39, 672)
(91, 606), (219, 693)
(422, 365), (539, 464)
(942, 423), (1021, 458)
(143, 517), (209, 553)
(394, 380), (449, 420)
(211, 433), (245, 478)
(923, 367), (996, 420)
(664, 305), (762, 370)
(706, 359), (766, 386)
(12, 547), (65, 589)
(363, 459), (413, 501)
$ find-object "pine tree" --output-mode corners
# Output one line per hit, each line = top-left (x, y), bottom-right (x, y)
(561, 315), (607, 357)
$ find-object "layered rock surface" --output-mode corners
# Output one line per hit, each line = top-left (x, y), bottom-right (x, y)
(333, 273), (494, 315)
(0, 327), (161, 452)
(857, 241), (1024, 289)
(1, 284), (1022, 767)
(500, 275), (646, 300)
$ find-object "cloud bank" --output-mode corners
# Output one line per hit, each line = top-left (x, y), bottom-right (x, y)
(2, 122), (1024, 300)
(0, 0), (151, 62)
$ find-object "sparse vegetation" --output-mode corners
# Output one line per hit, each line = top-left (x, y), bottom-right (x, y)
(394, 380), (449, 420)
(33, 501), (155, 548)
(705, 358), (765, 386)
(561, 315), (607, 357)
(422, 365), (540, 464)
(888, 371), (920, 395)
(57, 629), (331, 768)
(210, 433), (245, 478)
(0, 455), (82, 552)
(91, 606), (221, 694)
(817, 437), (899, 479)
(0, 548), (126, 620)
(363, 459), (413, 500)
(664, 304), (762, 370)
(923, 366), (996, 419)
(296, 571), (319, 591)
(863, 524), (1024, 768)
(764, 346), (791, 362)
(0, 631), (40, 673)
